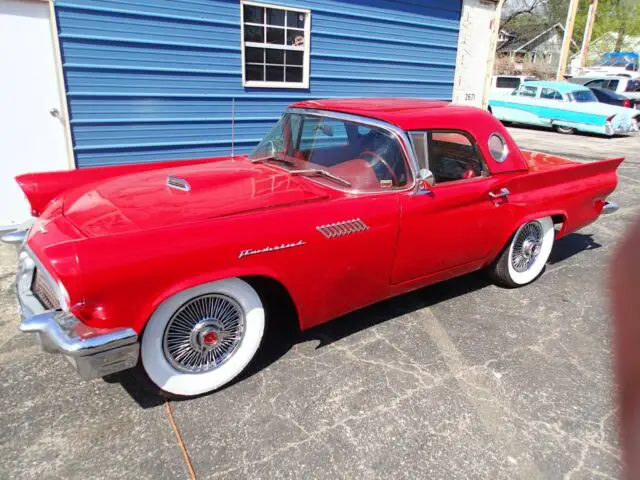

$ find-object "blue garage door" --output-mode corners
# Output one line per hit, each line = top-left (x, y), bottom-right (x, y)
(55, 0), (462, 167)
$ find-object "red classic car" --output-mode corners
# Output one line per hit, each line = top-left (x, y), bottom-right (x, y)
(3, 98), (621, 398)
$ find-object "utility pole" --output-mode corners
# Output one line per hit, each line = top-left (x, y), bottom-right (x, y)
(579, 0), (599, 68)
(556, 0), (580, 80)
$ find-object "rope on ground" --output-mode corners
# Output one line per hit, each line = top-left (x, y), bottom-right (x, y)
(164, 399), (197, 480)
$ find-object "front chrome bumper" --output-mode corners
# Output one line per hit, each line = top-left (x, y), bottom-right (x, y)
(16, 248), (139, 380)
(19, 310), (139, 379)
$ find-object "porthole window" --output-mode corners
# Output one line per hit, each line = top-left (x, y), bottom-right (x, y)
(488, 133), (508, 163)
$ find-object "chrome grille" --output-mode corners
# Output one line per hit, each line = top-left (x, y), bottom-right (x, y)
(166, 175), (191, 192)
(32, 269), (60, 310)
(316, 218), (369, 239)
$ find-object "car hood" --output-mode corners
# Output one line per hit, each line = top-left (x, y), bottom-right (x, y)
(62, 160), (327, 237)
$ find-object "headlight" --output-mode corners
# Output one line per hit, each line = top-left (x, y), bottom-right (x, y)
(16, 250), (35, 297)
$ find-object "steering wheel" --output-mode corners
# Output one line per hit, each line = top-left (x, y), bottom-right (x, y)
(361, 150), (399, 186)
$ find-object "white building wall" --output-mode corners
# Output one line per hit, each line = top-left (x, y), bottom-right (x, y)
(452, 0), (503, 110)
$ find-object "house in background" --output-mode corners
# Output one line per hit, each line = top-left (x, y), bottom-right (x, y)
(497, 22), (577, 76)
(0, 0), (503, 230)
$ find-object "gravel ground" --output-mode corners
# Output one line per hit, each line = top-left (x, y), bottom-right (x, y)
(1, 125), (638, 479)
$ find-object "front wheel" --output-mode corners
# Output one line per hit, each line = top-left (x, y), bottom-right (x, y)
(140, 278), (265, 398)
(554, 125), (576, 135)
(490, 217), (555, 288)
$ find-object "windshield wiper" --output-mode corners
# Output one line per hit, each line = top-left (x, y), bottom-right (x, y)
(289, 169), (352, 188)
(250, 155), (296, 167)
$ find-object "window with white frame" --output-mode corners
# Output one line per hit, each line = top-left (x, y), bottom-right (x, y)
(242, 2), (310, 88)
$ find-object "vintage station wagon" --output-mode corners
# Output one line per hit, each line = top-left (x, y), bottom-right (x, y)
(489, 81), (640, 135)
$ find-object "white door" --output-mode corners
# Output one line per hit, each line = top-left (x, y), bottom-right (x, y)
(0, 0), (71, 230)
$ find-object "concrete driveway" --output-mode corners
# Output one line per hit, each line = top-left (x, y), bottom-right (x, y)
(1, 125), (638, 479)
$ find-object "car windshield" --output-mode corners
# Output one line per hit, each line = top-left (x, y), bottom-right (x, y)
(248, 112), (410, 191)
(570, 90), (597, 103)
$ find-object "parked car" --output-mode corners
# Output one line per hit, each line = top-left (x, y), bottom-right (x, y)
(489, 80), (640, 135)
(589, 86), (640, 109)
(569, 75), (640, 102)
(3, 99), (622, 398)
(577, 52), (640, 79)
(491, 75), (537, 96)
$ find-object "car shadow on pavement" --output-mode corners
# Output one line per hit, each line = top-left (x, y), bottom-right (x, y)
(104, 232), (599, 407)
(548, 232), (601, 265)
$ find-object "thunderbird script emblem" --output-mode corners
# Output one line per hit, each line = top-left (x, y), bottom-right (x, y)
(239, 240), (305, 259)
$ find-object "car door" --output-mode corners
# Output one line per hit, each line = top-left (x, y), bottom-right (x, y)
(391, 131), (515, 284)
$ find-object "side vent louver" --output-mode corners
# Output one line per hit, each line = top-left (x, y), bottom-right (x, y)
(166, 175), (191, 192)
(316, 218), (369, 239)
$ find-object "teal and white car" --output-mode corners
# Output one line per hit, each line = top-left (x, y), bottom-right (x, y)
(489, 81), (640, 136)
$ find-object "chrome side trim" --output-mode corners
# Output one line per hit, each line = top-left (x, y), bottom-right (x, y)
(602, 200), (619, 215)
(1, 229), (27, 245)
(166, 175), (191, 192)
(317, 218), (369, 239)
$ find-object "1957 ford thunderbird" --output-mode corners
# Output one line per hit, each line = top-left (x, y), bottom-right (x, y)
(2, 98), (622, 398)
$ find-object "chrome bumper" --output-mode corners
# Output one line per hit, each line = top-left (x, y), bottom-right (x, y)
(1, 229), (27, 245)
(19, 310), (139, 380)
(16, 248), (139, 380)
(602, 200), (619, 215)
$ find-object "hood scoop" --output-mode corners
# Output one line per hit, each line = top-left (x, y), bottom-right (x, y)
(166, 175), (191, 192)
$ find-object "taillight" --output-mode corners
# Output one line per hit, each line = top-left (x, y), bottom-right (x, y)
(624, 99), (632, 108)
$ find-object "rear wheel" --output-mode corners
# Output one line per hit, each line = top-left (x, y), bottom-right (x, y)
(139, 278), (265, 398)
(554, 125), (576, 135)
(490, 217), (555, 288)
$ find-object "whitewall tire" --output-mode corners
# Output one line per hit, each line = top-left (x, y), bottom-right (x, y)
(140, 278), (265, 397)
(491, 217), (555, 288)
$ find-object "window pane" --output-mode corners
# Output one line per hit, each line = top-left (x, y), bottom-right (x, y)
(266, 27), (285, 45)
(488, 134), (507, 163)
(496, 77), (520, 89)
(287, 29), (305, 47)
(519, 86), (538, 97)
(246, 47), (264, 63)
(540, 88), (561, 100)
(285, 66), (302, 83)
(244, 25), (264, 43)
(244, 5), (264, 24)
(245, 63), (264, 81)
(266, 8), (285, 26)
(286, 50), (303, 66)
(266, 65), (284, 81)
(409, 132), (429, 170)
(266, 49), (284, 65)
(287, 11), (305, 28)
(429, 132), (485, 184)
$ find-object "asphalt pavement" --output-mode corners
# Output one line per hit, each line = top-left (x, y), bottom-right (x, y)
(1, 125), (638, 479)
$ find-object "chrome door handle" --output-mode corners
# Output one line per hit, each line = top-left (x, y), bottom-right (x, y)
(489, 187), (511, 199)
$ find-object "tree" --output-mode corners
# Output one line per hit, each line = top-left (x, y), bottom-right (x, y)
(502, 0), (640, 52)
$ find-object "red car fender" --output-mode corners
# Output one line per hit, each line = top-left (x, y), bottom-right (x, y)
(486, 209), (568, 266)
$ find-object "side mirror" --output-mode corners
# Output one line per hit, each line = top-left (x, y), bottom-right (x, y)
(418, 168), (434, 186)
(414, 168), (434, 195)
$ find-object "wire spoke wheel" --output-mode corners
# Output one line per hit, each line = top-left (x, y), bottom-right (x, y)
(511, 221), (543, 273)
(163, 294), (245, 374)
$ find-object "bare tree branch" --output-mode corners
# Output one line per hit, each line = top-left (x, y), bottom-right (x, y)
(502, 0), (547, 27)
